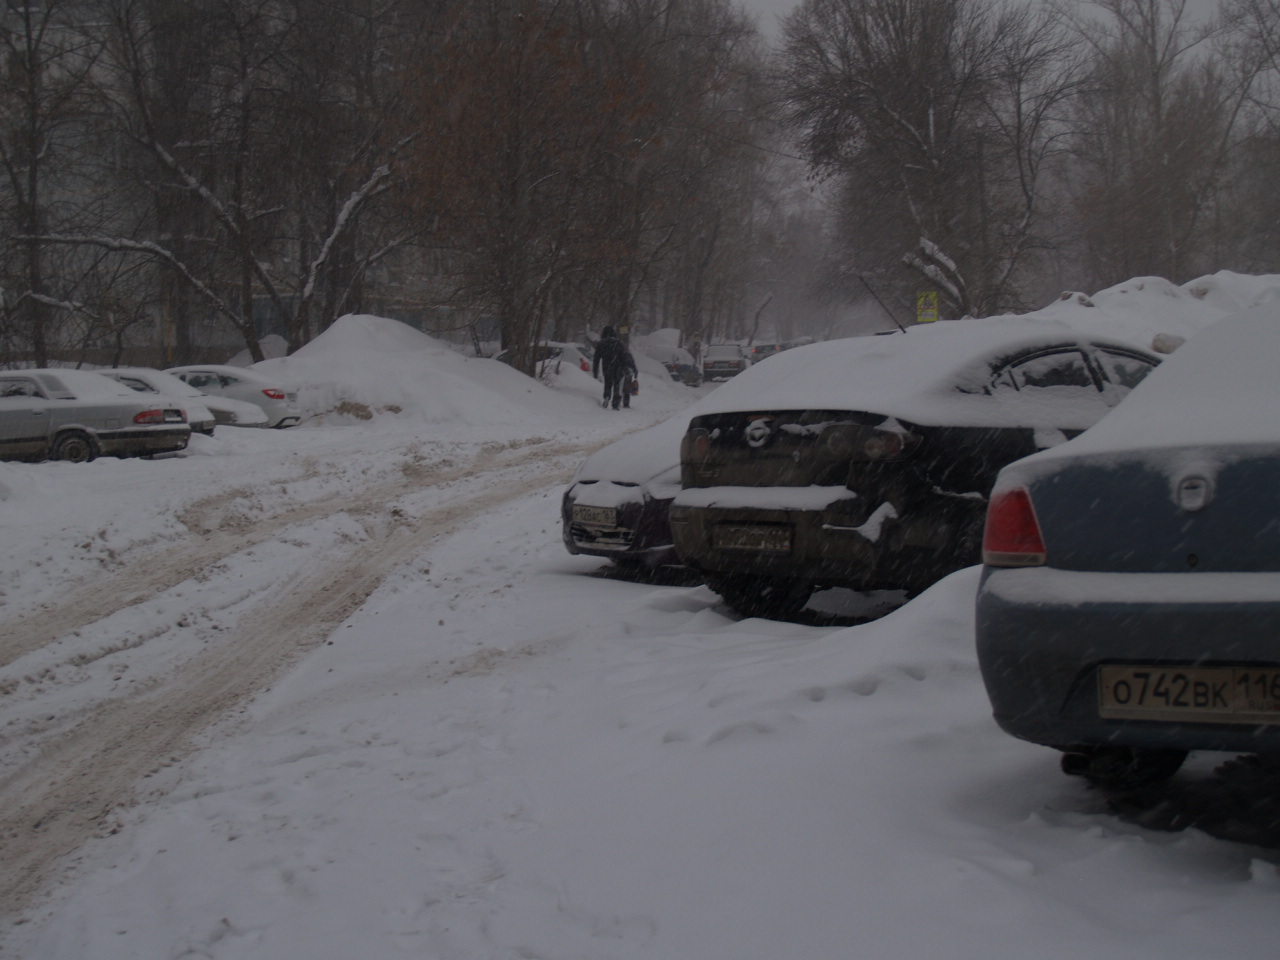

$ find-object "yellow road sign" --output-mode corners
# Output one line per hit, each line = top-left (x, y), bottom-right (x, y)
(916, 291), (939, 323)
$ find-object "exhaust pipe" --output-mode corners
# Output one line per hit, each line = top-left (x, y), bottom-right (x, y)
(1060, 751), (1093, 777)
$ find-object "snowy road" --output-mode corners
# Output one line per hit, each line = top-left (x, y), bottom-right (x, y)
(4, 422), (1279, 959)
(0, 430), (609, 918)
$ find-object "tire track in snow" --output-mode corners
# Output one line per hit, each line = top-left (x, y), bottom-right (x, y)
(0, 439), (600, 921)
(0, 439), (594, 670)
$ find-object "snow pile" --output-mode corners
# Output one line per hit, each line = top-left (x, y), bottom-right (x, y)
(248, 315), (583, 424)
(632, 327), (687, 362)
(1032, 270), (1280, 351)
(246, 315), (691, 423)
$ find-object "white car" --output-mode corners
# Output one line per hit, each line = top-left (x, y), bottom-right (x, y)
(166, 364), (301, 428)
(0, 369), (191, 462)
(100, 367), (269, 434)
(103, 368), (270, 435)
(495, 342), (594, 377)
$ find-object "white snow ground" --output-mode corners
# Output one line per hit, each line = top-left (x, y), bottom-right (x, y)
(3, 276), (1280, 959)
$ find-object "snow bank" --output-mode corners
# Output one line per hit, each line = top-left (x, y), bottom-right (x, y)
(248, 315), (693, 424)
(251, 315), (602, 424)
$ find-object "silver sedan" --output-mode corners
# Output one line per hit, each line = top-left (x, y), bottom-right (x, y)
(100, 367), (269, 433)
(0, 369), (191, 463)
(166, 364), (301, 428)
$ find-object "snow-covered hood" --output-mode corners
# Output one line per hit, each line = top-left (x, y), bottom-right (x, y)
(573, 416), (692, 483)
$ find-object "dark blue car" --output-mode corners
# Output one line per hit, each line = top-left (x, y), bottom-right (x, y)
(976, 305), (1280, 789)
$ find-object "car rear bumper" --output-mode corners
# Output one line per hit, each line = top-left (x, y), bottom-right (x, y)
(976, 566), (1280, 753)
(702, 364), (744, 380)
(561, 490), (680, 567)
(669, 493), (881, 586)
(97, 427), (191, 456)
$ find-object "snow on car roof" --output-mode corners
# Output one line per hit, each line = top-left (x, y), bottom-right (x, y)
(1014, 303), (1280, 465)
(695, 316), (1145, 428)
(35, 368), (141, 399)
(109, 367), (208, 398)
(168, 363), (284, 382)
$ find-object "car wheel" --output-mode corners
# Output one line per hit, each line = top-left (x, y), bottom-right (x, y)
(1059, 745), (1188, 790)
(49, 430), (98, 463)
(711, 575), (813, 620)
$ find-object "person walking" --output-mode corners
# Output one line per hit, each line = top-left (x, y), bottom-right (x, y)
(592, 326), (637, 410)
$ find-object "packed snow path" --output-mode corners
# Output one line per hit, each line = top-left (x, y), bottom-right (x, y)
(0, 435), (604, 916)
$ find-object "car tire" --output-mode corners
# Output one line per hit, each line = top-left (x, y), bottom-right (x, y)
(49, 430), (98, 463)
(711, 575), (813, 620)
(1059, 745), (1188, 790)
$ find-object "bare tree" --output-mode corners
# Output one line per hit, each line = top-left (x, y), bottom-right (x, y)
(1068, 0), (1255, 284)
(397, 0), (770, 371)
(779, 0), (1083, 318)
(0, 0), (104, 367)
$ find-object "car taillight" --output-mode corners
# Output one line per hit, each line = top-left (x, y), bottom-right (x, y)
(682, 427), (712, 463)
(824, 424), (918, 461)
(863, 430), (907, 460)
(261, 388), (286, 400)
(983, 487), (1047, 567)
(133, 409), (165, 424)
(580, 358), (590, 372)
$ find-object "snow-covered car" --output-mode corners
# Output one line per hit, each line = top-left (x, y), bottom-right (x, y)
(166, 364), (301, 428)
(701, 343), (749, 380)
(976, 305), (1280, 789)
(748, 342), (784, 362)
(669, 319), (1162, 618)
(649, 346), (702, 386)
(101, 367), (269, 433)
(0, 369), (191, 463)
(562, 416), (688, 569)
(495, 342), (593, 377)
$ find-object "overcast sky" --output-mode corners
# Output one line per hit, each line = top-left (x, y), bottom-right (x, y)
(739, 0), (1223, 41)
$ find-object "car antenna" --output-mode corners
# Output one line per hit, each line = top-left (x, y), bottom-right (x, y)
(857, 275), (907, 333)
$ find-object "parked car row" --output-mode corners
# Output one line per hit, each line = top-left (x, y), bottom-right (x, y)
(100, 368), (269, 433)
(0, 362), (300, 463)
(566, 319), (1159, 615)
(165, 365), (300, 428)
(566, 308), (1280, 787)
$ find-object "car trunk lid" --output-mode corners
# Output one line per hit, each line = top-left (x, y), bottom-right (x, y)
(1024, 444), (1280, 573)
(682, 410), (892, 489)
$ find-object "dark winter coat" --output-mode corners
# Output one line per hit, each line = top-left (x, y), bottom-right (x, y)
(593, 336), (637, 379)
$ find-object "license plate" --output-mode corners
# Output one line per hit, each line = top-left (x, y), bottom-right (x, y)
(572, 504), (616, 526)
(1098, 665), (1280, 724)
(712, 523), (792, 553)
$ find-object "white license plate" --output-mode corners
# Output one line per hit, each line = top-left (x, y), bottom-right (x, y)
(712, 523), (792, 553)
(573, 504), (616, 526)
(1098, 665), (1280, 724)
